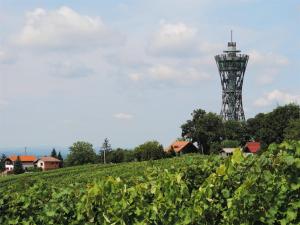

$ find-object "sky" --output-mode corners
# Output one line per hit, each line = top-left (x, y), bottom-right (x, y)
(0, 0), (299, 152)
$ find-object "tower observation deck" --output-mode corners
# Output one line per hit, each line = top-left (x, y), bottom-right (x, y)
(215, 32), (249, 121)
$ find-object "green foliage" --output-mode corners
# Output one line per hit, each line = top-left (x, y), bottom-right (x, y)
(66, 141), (97, 166)
(221, 139), (240, 148)
(0, 154), (6, 172)
(181, 109), (223, 154)
(284, 119), (300, 140)
(51, 148), (57, 158)
(25, 167), (42, 173)
(247, 104), (300, 145)
(13, 156), (25, 174)
(134, 140), (165, 161)
(57, 152), (63, 168)
(99, 138), (112, 164)
(223, 120), (249, 145)
(0, 141), (299, 224)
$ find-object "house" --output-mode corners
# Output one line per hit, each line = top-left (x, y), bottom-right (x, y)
(35, 156), (61, 171)
(220, 148), (236, 157)
(5, 155), (37, 171)
(165, 141), (198, 155)
(244, 142), (261, 154)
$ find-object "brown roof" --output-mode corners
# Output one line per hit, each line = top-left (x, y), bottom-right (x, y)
(165, 141), (191, 153)
(8, 155), (37, 162)
(37, 156), (61, 162)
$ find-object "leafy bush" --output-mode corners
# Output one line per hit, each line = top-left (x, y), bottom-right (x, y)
(0, 141), (299, 224)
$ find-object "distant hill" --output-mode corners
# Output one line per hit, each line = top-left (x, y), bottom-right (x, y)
(0, 146), (69, 159)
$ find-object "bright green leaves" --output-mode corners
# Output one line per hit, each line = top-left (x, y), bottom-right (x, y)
(0, 141), (300, 224)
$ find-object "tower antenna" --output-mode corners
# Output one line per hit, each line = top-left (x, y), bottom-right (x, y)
(231, 30), (233, 42)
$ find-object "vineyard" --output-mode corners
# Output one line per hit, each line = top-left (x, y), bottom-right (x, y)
(0, 141), (299, 224)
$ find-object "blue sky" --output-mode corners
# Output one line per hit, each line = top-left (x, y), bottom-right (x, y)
(0, 0), (299, 152)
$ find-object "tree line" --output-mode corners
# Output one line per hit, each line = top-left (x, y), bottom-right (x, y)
(181, 103), (300, 154)
(65, 139), (167, 167)
(1, 104), (299, 169)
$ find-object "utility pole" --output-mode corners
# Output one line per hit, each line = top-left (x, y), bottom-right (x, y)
(103, 147), (106, 164)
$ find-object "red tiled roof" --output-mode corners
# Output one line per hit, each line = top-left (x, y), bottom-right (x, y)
(8, 155), (37, 162)
(245, 142), (261, 153)
(37, 156), (61, 162)
(165, 141), (191, 153)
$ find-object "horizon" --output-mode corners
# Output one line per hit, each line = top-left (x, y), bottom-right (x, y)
(0, 0), (299, 149)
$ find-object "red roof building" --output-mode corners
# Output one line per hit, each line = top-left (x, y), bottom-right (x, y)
(35, 157), (61, 171)
(165, 141), (198, 155)
(245, 142), (261, 153)
(5, 155), (37, 171)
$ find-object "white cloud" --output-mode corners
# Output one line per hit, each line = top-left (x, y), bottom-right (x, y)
(248, 50), (289, 85)
(249, 50), (289, 66)
(49, 61), (93, 79)
(128, 73), (142, 82)
(0, 50), (16, 64)
(149, 64), (211, 82)
(254, 90), (300, 107)
(113, 113), (134, 120)
(148, 22), (198, 56)
(17, 6), (123, 49)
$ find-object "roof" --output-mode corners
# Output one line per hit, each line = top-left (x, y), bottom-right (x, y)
(8, 155), (37, 162)
(221, 148), (236, 153)
(36, 156), (61, 162)
(245, 142), (261, 153)
(165, 141), (193, 153)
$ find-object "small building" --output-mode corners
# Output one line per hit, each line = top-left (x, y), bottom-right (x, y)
(220, 148), (236, 157)
(165, 141), (198, 155)
(244, 142), (261, 154)
(35, 156), (61, 171)
(5, 155), (37, 171)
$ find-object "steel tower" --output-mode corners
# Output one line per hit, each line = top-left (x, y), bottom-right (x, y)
(215, 32), (249, 121)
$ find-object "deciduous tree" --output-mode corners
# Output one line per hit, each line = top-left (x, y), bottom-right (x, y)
(66, 141), (97, 166)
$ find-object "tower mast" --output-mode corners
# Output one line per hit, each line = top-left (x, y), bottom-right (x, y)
(215, 32), (249, 121)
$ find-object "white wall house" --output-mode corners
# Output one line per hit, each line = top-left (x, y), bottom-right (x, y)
(4, 155), (37, 171)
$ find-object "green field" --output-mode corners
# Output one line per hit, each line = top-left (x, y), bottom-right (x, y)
(0, 141), (299, 224)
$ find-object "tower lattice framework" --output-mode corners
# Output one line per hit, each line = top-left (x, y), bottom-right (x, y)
(215, 33), (249, 121)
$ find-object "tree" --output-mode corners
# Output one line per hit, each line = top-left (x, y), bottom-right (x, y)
(223, 120), (249, 145)
(134, 141), (165, 161)
(181, 109), (223, 154)
(65, 141), (97, 166)
(57, 151), (64, 168)
(0, 154), (6, 172)
(106, 148), (126, 163)
(13, 156), (25, 174)
(51, 148), (57, 158)
(247, 104), (300, 146)
(100, 138), (112, 164)
(284, 119), (300, 140)
(221, 140), (241, 148)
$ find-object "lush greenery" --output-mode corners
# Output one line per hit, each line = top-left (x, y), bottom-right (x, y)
(181, 104), (300, 153)
(13, 156), (24, 175)
(0, 141), (299, 224)
(65, 141), (97, 166)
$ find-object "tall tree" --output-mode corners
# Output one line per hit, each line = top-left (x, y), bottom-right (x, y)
(13, 156), (25, 174)
(66, 141), (97, 166)
(57, 151), (64, 168)
(247, 104), (300, 146)
(223, 120), (249, 145)
(0, 154), (6, 172)
(134, 141), (165, 161)
(51, 148), (57, 158)
(284, 119), (300, 140)
(181, 109), (223, 154)
(100, 138), (112, 164)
